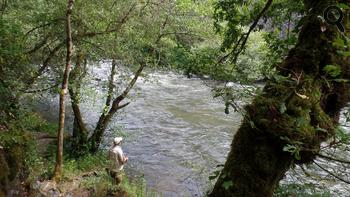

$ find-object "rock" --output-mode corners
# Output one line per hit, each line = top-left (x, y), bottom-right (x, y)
(34, 180), (61, 197)
(225, 82), (235, 88)
(203, 75), (210, 79)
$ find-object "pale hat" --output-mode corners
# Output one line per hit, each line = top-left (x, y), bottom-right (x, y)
(113, 137), (123, 145)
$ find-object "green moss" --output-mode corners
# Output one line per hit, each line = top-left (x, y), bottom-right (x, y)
(0, 129), (33, 196)
(0, 128), (33, 181)
(245, 75), (336, 163)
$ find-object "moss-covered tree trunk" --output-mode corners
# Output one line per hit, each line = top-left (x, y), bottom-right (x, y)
(210, 0), (350, 196)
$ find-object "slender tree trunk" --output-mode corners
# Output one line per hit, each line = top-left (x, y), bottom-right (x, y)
(210, 0), (350, 196)
(69, 52), (88, 156)
(88, 62), (146, 153)
(53, 0), (74, 182)
(105, 59), (117, 108)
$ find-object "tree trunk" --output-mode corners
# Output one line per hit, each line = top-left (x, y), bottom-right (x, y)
(88, 62), (146, 153)
(210, 0), (350, 196)
(86, 59), (117, 153)
(69, 52), (88, 156)
(105, 59), (117, 108)
(53, 0), (74, 182)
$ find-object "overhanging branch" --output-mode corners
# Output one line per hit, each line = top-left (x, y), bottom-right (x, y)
(317, 153), (350, 165)
(219, 0), (273, 64)
(314, 161), (350, 184)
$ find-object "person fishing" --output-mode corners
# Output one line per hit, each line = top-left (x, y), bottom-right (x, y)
(108, 137), (128, 185)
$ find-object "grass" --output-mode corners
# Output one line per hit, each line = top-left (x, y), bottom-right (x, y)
(80, 170), (147, 197)
(29, 141), (148, 196)
(58, 152), (148, 196)
(1, 111), (148, 196)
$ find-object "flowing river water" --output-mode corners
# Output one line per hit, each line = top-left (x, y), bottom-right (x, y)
(108, 71), (240, 196)
(33, 62), (241, 196)
(32, 62), (350, 196)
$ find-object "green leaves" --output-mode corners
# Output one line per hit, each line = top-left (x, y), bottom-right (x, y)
(338, 51), (350, 57)
(335, 126), (350, 145)
(283, 144), (301, 160)
(279, 102), (287, 114)
(222, 180), (233, 190)
(209, 164), (224, 181)
(315, 127), (328, 133)
(209, 169), (221, 181)
(337, 3), (350, 10)
(323, 64), (342, 78)
(332, 37), (346, 48)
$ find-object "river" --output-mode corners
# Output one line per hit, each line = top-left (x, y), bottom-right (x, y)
(32, 61), (350, 196)
(109, 71), (240, 196)
(32, 61), (241, 196)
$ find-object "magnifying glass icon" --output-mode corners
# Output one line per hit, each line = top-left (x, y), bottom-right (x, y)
(324, 5), (345, 32)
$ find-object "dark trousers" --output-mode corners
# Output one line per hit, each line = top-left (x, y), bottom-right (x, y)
(109, 170), (123, 185)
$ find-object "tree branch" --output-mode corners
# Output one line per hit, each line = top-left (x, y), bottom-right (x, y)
(317, 153), (350, 165)
(155, 31), (200, 45)
(23, 83), (60, 93)
(88, 62), (146, 152)
(140, 0), (151, 13)
(105, 59), (117, 108)
(21, 42), (66, 92)
(25, 18), (63, 36)
(113, 62), (146, 105)
(314, 162), (350, 184)
(219, 0), (273, 64)
(25, 35), (51, 54)
(116, 102), (130, 110)
(25, 3), (136, 89)
(84, 3), (136, 38)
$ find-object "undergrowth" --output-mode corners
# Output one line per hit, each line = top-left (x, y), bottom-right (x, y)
(1, 111), (147, 197)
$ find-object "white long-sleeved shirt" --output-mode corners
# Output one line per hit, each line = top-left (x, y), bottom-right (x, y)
(109, 145), (125, 172)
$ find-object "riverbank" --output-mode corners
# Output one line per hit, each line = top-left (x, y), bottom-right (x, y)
(0, 112), (146, 197)
(30, 153), (146, 197)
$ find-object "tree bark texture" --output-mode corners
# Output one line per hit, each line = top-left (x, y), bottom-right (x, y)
(69, 51), (88, 156)
(53, 0), (74, 182)
(210, 0), (350, 196)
